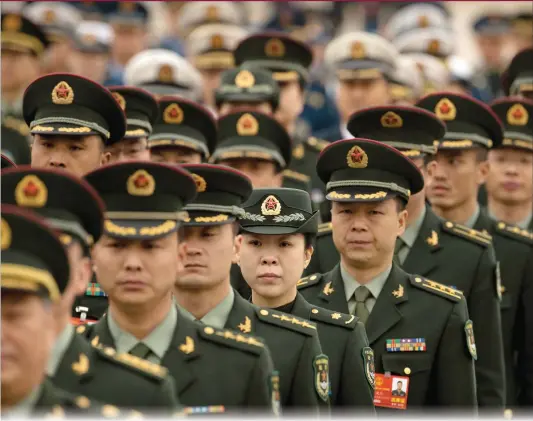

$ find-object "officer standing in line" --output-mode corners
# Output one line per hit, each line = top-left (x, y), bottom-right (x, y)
(297, 138), (477, 411)
(501, 48), (533, 100)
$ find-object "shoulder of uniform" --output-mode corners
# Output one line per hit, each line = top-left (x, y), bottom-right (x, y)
(297, 273), (322, 290)
(75, 323), (94, 339)
(282, 169), (310, 183)
(309, 306), (358, 329)
(92, 345), (168, 381)
(317, 222), (332, 237)
(306, 136), (329, 152)
(197, 325), (266, 355)
(440, 220), (492, 247)
(254, 307), (317, 336)
(494, 221), (533, 245)
(2, 116), (30, 136)
(409, 275), (463, 303)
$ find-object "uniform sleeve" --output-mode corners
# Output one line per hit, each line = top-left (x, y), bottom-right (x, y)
(517, 251), (533, 406)
(435, 296), (478, 412)
(469, 245), (505, 408)
(337, 322), (376, 411)
(245, 344), (277, 413)
(149, 374), (181, 412)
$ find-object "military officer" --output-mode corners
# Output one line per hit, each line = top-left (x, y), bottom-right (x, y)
(236, 187), (375, 410)
(23, 73), (126, 177)
(1, 167), (181, 411)
(509, 13), (533, 52)
(388, 56), (424, 105)
(106, 86), (159, 163)
(80, 161), (278, 414)
(175, 164), (330, 414)
(418, 93), (533, 409)
(501, 48), (533, 99)
(297, 138), (477, 411)
(148, 96), (217, 165)
(176, 1), (245, 37)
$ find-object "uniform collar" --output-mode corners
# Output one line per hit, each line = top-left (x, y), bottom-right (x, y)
(178, 288), (235, 329)
(487, 207), (533, 230)
(2, 384), (43, 419)
(401, 205), (426, 248)
(340, 263), (392, 302)
(47, 323), (74, 376)
(463, 204), (481, 228)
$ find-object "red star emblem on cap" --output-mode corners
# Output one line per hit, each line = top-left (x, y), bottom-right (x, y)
(23, 181), (39, 197)
(133, 174), (149, 188)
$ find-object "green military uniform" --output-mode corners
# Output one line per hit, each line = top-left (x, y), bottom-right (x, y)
(299, 138), (477, 411)
(179, 164), (329, 413)
(502, 47), (533, 97)
(1, 119), (31, 166)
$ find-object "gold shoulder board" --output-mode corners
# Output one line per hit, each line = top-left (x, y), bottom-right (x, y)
(309, 307), (358, 329)
(496, 222), (533, 245)
(255, 308), (317, 335)
(410, 276), (463, 302)
(441, 221), (492, 247)
(197, 326), (265, 355)
(297, 273), (322, 289)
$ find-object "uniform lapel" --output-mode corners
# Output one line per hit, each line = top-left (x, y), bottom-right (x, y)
(53, 333), (96, 386)
(316, 264), (350, 313)
(225, 292), (258, 335)
(291, 293), (313, 319)
(473, 207), (494, 233)
(34, 379), (62, 408)
(89, 315), (115, 348)
(365, 264), (409, 345)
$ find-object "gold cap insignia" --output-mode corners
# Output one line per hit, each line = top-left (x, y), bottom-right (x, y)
(191, 173), (207, 193)
(1, 218), (12, 251)
(44, 9), (57, 24)
(261, 195), (281, 216)
(15, 175), (48, 207)
(3, 14), (22, 32)
(210, 33), (224, 49)
(323, 281), (334, 296)
(127, 170), (155, 196)
(392, 284), (404, 298)
(179, 336), (195, 354)
(351, 41), (365, 59)
(507, 103), (528, 126)
(435, 98), (456, 120)
(82, 33), (97, 45)
(346, 145), (369, 169)
(418, 15), (429, 28)
(380, 111), (403, 128)
(112, 92), (126, 111)
(235, 70), (255, 89)
(265, 38), (285, 57)
(206, 4), (219, 21)
(163, 103), (184, 124)
(52, 81), (74, 105)
(427, 39), (440, 55)
(236, 113), (259, 136)
(158, 64), (174, 83)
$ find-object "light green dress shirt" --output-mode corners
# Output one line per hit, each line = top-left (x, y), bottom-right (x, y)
(341, 264), (392, 315)
(488, 208), (532, 230)
(178, 288), (235, 329)
(463, 205), (481, 229)
(398, 205), (427, 264)
(47, 324), (75, 376)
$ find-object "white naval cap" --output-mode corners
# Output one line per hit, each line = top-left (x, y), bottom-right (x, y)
(186, 24), (249, 70)
(73, 21), (114, 54)
(447, 55), (475, 83)
(124, 49), (203, 101)
(177, 1), (245, 35)
(389, 56), (424, 101)
(23, 1), (82, 40)
(290, 1), (334, 12)
(324, 31), (399, 80)
(403, 53), (451, 94)
(393, 27), (454, 58)
(383, 3), (451, 40)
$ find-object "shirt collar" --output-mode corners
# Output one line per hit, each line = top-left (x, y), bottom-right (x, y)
(47, 324), (74, 376)
(463, 204), (481, 228)
(401, 205), (426, 248)
(488, 208), (533, 230)
(178, 288), (235, 329)
(2, 384), (43, 419)
(341, 263), (392, 302)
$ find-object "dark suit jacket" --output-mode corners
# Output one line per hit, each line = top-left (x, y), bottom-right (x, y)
(298, 264), (477, 412)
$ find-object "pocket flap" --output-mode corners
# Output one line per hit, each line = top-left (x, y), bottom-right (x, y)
(382, 353), (432, 376)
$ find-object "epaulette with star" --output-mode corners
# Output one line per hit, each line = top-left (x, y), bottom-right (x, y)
(297, 273), (322, 289)
(317, 222), (332, 237)
(197, 325), (266, 355)
(282, 169), (310, 183)
(2, 116), (30, 136)
(441, 220), (492, 247)
(495, 222), (533, 245)
(306, 137), (329, 153)
(309, 306), (358, 330)
(255, 307), (317, 336)
(96, 345), (168, 380)
(410, 275), (463, 303)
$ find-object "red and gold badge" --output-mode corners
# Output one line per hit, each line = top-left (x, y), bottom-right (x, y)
(52, 81), (74, 105)
(507, 103), (528, 126)
(261, 195), (281, 216)
(351, 41), (365, 59)
(112, 92), (126, 111)
(235, 70), (255, 89)
(380, 111), (403, 128)
(434, 98), (456, 120)
(158, 64), (174, 83)
(346, 145), (369, 169)
(15, 175), (48, 207)
(265, 38), (285, 57)
(127, 170), (155, 196)
(191, 173), (207, 193)
(163, 103), (184, 124)
(236, 113), (259, 136)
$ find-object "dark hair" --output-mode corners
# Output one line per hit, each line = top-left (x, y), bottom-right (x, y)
(475, 147), (488, 162)
(237, 226), (316, 249)
(395, 197), (407, 212)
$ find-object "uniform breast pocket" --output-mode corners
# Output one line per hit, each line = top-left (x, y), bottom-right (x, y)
(381, 353), (433, 377)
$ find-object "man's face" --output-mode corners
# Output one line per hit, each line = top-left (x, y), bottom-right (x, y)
(111, 24), (147, 66)
(176, 224), (236, 291)
(331, 199), (407, 268)
(275, 81), (304, 128)
(397, 381), (403, 391)
(42, 39), (72, 73)
(426, 149), (488, 210)
(31, 134), (107, 177)
(106, 138), (150, 163)
(1, 49), (40, 92)
(67, 51), (109, 84)
(218, 101), (273, 117)
(219, 158), (283, 188)
(336, 76), (391, 123)
(1, 291), (55, 406)
(200, 68), (224, 108)
(92, 233), (180, 306)
(486, 148), (533, 206)
(475, 34), (505, 68)
(236, 233), (312, 300)
(150, 147), (202, 165)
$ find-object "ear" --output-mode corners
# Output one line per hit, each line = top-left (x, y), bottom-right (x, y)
(476, 160), (490, 185)
(272, 171), (284, 188)
(304, 245), (314, 269)
(426, 160), (438, 178)
(397, 209), (408, 237)
(100, 151), (111, 166)
(233, 234), (243, 265)
(72, 256), (93, 296)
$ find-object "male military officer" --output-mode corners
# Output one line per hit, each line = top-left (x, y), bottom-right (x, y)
(176, 164), (329, 414)
(297, 138), (477, 411)
(1, 206), (123, 417)
(148, 97), (217, 165)
(80, 161), (278, 414)
(388, 56), (424, 105)
(236, 187), (375, 410)
(107, 86), (159, 163)
(502, 48), (533, 99)
(1, 167), (181, 411)
(392, 381), (406, 397)
(23, 73), (126, 177)
(486, 98), (533, 231)
(418, 93), (533, 409)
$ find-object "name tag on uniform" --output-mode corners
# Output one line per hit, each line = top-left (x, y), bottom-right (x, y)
(386, 338), (426, 352)
(374, 374), (409, 410)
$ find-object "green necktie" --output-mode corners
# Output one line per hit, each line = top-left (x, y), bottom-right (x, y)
(354, 286), (371, 324)
(393, 237), (405, 266)
(128, 342), (152, 360)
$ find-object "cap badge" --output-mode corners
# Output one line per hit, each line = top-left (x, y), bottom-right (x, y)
(351, 41), (365, 59)
(15, 175), (48, 208)
(265, 38), (285, 57)
(380, 111), (403, 128)
(52, 81), (74, 105)
(112, 92), (126, 111)
(211, 34), (224, 49)
(44, 9), (57, 24)
(157, 64), (174, 83)
(163, 103), (184, 124)
(191, 173), (207, 193)
(261, 195), (281, 216)
(236, 113), (259, 136)
(127, 170), (155, 196)
(82, 33), (97, 45)
(1, 218), (12, 251)
(427, 39), (440, 55)
(235, 70), (255, 89)
(206, 5), (219, 21)
(3, 14), (22, 32)
(418, 15), (429, 28)
(347, 145), (369, 169)
(507, 103), (528, 126)
(435, 98), (456, 121)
